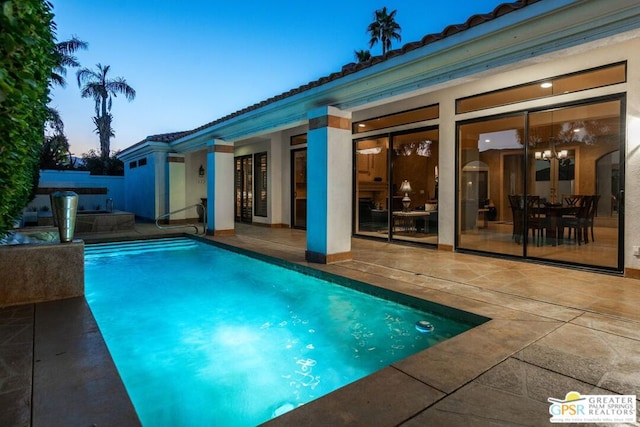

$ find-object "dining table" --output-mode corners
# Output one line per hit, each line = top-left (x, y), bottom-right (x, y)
(540, 203), (578, 246)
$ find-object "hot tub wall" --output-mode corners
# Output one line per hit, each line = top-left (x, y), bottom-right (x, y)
(0, 241), (84, 306)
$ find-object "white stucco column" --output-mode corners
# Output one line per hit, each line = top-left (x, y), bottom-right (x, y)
(167, 154), (186, 220)
(206, 139), (235, 235)
(305, 106), (352, 263)
(625, 50), (640, 277)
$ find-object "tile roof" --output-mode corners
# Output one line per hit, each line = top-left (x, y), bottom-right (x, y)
(141, 0), (538, 145)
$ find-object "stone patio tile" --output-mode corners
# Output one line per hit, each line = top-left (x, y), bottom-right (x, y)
(0, 305), (33, 427)
(265, 366), (444, 427)
(401, 358), (630, 427)
(0, 388), (31, 427)
(394, 318), (561, 394)
(318, 261), (582, 323)
(515, 323), (640, 396)
(571, 312), (640, 341)
(585, 298), (640, 322)
(32, 297), (140, 427)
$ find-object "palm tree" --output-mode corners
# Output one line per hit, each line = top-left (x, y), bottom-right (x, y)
(76, 64), (136, 159)
(367, 7), (401, 56)
(354, 49), (371, 63)
(51, 36), (88, 87)
(46, 36), (87, 166)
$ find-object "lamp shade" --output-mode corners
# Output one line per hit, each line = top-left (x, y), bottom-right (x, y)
(399, 180), (412, 194)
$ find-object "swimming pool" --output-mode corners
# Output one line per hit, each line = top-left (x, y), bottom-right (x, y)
(85, 237), (483, 426)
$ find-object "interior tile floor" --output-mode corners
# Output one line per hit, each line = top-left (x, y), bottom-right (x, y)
(1, 222), (639, 426)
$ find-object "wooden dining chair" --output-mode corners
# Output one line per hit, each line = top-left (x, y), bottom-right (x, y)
(508, 195), (523, 242)
(526, 196), (546, 246)
(584, 195), (600, 243)
(563, 195), (593, 245)
(562, 194), (583, 207)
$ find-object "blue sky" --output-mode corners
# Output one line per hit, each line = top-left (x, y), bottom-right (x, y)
(50, 0), (507, 156)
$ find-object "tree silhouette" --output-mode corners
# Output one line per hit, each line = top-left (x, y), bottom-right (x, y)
(354, 49), (371, 63)
(76, 64), (136, 159)
(367, 7), (401, 55)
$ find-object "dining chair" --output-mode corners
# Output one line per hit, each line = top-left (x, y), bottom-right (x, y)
(508, 195), (523, 242)
(563, 195), (594, 245)
(562, 194), (583, 207)
(584, 194), (600, 243)
(526, 195), (546, 246)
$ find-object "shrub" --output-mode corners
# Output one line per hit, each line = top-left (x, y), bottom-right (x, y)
(81, 149), (124, 176)
(0, 0), (56, 235)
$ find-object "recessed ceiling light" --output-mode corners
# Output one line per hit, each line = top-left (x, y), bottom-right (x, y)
(485, 139), (491, 143)
(540, 82), (553, 88)
(358, 123), (366, 128)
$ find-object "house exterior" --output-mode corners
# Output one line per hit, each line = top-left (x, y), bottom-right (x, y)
(118, 0), (640, 277)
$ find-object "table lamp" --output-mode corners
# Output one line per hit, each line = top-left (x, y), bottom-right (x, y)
(399, 180), (412, 211)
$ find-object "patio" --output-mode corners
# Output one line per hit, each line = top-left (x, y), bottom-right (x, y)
(1, 223), (639, 426)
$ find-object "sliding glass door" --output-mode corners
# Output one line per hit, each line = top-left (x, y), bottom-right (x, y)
(234, 155), (252, 223)
(291, 148), (307, 229)
(457, 97), (623, 271)
(354, 128), (439, 245)
(526, 100), (622, 267)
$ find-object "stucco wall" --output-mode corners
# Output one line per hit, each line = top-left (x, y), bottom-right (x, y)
(123, 154), (158, 220)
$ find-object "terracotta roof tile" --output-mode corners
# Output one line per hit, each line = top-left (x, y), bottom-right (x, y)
(139, 0), (538, 145)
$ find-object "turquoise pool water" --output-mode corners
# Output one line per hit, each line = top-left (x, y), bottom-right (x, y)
(85, 238), (480, 426)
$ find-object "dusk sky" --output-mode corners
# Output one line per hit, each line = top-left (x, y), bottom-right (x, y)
(50, 0), (508, 156)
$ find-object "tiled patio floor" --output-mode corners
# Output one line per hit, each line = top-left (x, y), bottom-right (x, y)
(1, 223), (639, 426)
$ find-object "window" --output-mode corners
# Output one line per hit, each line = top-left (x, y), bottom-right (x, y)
(138, 157), (147, 167)
(353, 105), (439, 134)
(254, 152), (268, 217)
(291, 134), (307, 146)
(456, 63), (626, 113)
(129, 161), (137, 169)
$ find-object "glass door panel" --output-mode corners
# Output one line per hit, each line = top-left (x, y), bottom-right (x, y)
(390, 129), (439, 245)
(234, 155), (252, 223)
(355, 137), (389, 238)
(527, 100), (622, 268)
(457, 99), (623, 271)
(292, 149), (307, 229)
(458, 115), (525, 256)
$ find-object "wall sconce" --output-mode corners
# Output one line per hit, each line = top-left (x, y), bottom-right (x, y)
(199, 165), (205, 176)
(399, 180), (412, 211)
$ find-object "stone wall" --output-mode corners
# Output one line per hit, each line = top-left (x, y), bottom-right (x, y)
(0, 241), (84, 306)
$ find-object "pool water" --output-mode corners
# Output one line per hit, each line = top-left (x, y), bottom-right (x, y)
(85, 238), (479, 426)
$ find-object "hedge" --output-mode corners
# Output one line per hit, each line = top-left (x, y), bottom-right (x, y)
(0, 0), (56, 236)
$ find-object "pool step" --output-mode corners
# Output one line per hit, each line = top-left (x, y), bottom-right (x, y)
(84, 237), (198, 258)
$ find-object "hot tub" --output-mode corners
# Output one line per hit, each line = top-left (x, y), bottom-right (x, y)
(75, 210), (135, 233)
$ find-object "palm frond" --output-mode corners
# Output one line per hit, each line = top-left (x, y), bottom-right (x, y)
(55, 36), (88, 56)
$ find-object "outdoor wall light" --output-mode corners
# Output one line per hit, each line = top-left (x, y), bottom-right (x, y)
(199, 165), (205, 176)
